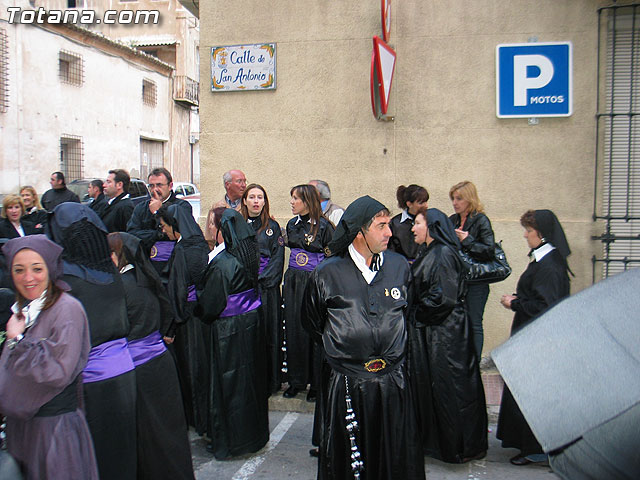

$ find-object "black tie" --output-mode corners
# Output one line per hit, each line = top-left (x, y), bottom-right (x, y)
(370, 253), (381, 271)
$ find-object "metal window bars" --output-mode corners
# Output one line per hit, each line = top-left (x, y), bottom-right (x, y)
(0, 28), (8, 113)
(60, 134), (84, 182)
(142, 78), (157, 107)
(59, 50), (84, 86)
(593, 4), (640, 281)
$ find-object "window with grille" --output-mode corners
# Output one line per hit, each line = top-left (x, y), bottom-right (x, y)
(59, 50), (84, 86)
(0, 27), (8, 113)
(593, 4), (640, 280)
(142, 79), (157, 106)
(60, 135), (84, 181)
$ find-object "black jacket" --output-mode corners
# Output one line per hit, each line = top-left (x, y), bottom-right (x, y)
(0, 218), (39, 239)
(509, 248), (570, 334)
(389, 211), (420, 261)
(101, 193), (134, 233)
(41, 187), (80, 211)
(21, 208), (48, 234)
(449, 212), (495, 262)
(89, 194), (108, 218)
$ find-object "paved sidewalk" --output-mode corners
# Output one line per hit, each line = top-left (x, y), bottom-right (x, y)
(191, 368), (559, 480)
(191, 409), (559, 480)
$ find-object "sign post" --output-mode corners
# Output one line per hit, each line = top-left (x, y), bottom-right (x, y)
(370, 36), (396, 121)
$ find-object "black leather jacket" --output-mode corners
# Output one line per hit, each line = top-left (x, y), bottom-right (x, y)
(449, 212), (495, 262)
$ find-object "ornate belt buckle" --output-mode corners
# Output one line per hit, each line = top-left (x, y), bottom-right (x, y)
(364, 358), (386, 372)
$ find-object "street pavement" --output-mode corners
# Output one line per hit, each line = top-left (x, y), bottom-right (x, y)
(190, 409), (560, 480)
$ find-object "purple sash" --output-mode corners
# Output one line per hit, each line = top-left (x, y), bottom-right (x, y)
(187, 284), (197, 302)
(220, 289), (262, 318)
(127, 331), (167, 367)
(150, 241), (175, 262)
(83, 338), (134, 384)
(258, 256), (269, 275)
(288, 248), (324, 272)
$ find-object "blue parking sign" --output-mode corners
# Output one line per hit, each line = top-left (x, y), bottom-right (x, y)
(496, 42), (572, 118)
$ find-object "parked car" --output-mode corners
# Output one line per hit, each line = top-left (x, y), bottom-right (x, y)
(68, 178), (150, 207)
(173, 182), (201, 220)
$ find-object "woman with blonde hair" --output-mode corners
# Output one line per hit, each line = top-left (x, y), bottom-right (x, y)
(19, 186), (43, 213)
(449, 181), (495, 359)
(20, 186), (48, 233)
(0, 195), (39, 239)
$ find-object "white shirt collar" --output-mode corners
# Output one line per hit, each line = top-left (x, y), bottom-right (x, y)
(208, 242), (226, 263)
(533, 242), (555, 262)
(120, 264), (134, 274)
(348, 244), (384, 284)
(400, 209), (413, 223)
(13, 223), (25, 237)
(294, 215), (314, 225)
(108, 193), (130, 205)
(11, 289), (48, 329)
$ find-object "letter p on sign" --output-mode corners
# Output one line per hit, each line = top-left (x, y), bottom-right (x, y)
(496, 42), (572, 118)
(513, 55), (554, 106)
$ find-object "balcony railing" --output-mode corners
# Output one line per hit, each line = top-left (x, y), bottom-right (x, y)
(174, 75), (199, 106)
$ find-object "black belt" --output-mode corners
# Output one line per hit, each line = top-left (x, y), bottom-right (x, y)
(326, 353), (405, 379)
(35, 376), (79, 417)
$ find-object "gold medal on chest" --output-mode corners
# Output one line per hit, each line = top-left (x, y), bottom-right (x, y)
(304, 233), (315, 245)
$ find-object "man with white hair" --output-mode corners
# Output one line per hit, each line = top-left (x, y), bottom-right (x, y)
(308, 179), (344, 226)
(214, 170), (247, 211)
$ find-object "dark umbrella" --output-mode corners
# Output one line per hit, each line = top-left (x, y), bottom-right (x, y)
(492, 267), (640, 479)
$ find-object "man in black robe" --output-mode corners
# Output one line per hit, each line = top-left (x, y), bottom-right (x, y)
(303, 195), (425, 480)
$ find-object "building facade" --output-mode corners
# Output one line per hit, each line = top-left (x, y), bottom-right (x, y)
(1, 0), (174, 196)
(197, 0), (639, 355)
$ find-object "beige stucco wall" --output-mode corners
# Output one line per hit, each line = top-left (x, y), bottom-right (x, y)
(199, 0), (622, 356)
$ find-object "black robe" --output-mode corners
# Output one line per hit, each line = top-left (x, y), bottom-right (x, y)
(163, 210), (210, 435)
(249, 216), (285, 393)
(388, 211), (420, 261)
(408, 241), (488, 463)
(303, 251), (425, 480)
(64, 271), (136, 480)
(283, 214), (334, 389)
(120, 268), (194, 480)
(497, 248), (570, 456)
(196, 249), (269, 460)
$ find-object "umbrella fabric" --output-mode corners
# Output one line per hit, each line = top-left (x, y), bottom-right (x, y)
(492, 268), (640, 456)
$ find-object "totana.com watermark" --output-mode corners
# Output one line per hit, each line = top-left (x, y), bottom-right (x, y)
(6, 7), (160, 25)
